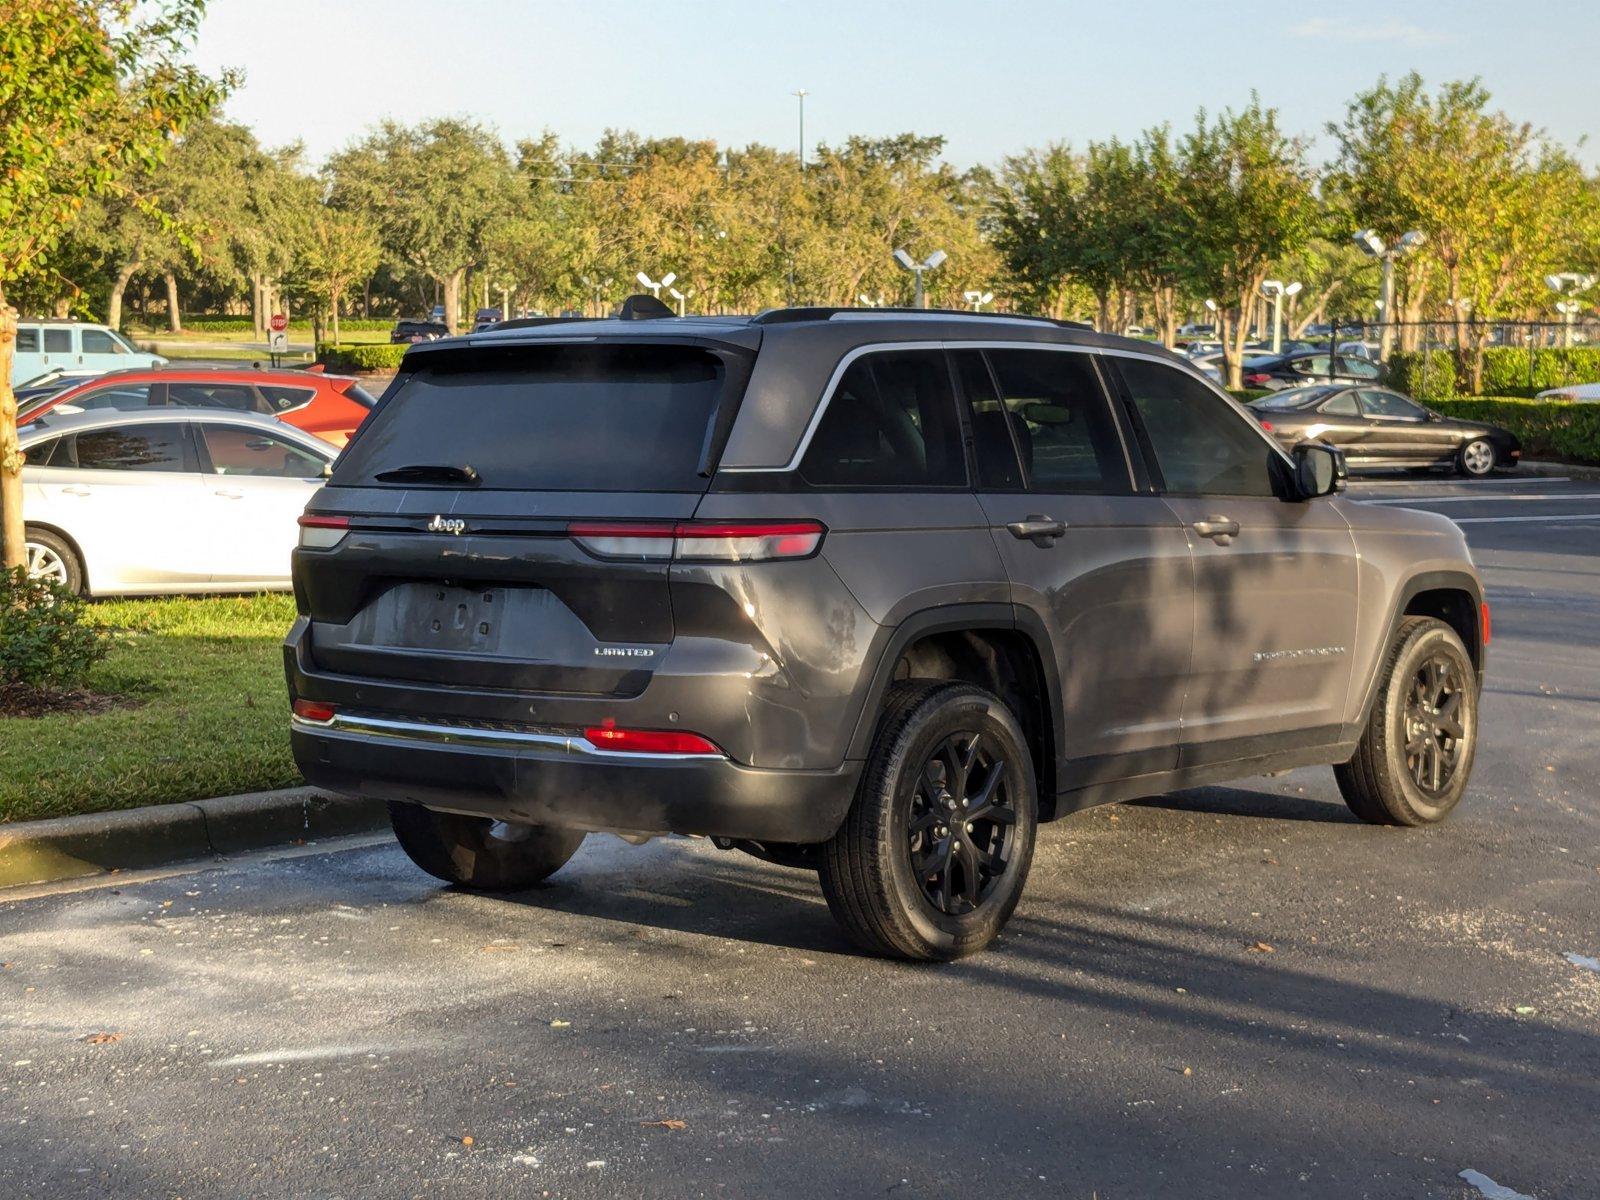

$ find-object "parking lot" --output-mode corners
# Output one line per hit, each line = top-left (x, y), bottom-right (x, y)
(2, 475), (1597, 1200)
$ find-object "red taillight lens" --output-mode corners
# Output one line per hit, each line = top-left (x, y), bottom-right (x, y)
(582, 723), (722, 755)
(1244, 374), (1271, 386)
(292, 699), (336, 724)
(1481, 601), (1491, 646)
(568, 520), (825, 562)
(1259, 419), (1275, 431)
(298, 513), (349, 549)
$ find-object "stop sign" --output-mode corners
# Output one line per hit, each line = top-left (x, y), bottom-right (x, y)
(269, 313), (288, 333)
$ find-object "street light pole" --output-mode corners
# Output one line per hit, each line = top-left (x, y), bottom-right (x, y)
(793, 89), (808, 173)
(1354, 229), (1425, 363)
(893, 248), (946, 309)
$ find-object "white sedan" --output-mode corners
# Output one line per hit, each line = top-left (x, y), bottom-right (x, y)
(19, 408), (336, 595)
(1535, 383), (1600, 403)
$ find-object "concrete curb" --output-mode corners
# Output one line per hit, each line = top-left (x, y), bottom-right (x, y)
(1517, 459), (1600, 482)
(0, 788), (387, 891)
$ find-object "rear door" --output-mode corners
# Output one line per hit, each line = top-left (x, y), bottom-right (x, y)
(300, 341), (743, 699)
(1110, 357), (1358, 760)
(195, 420), (329, 585)
(959, 347), (1193, 783)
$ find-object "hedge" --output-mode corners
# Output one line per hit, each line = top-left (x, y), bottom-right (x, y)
(1430, 397), (1600, 465)
(1390, 347), (1600, 402)
(164, 316), (398, 334)
(316, 342), (409, 371)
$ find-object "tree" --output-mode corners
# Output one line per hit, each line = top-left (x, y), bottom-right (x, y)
(0, 0), (228, 571)
(293, 209), (381, 344)
(328, 120), (521, 332)
(1175, 101), (1318, 387)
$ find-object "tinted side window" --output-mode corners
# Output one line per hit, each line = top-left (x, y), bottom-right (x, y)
(800, 350), (965, 488)
(1321, 393), (1360, 417)
(954, 350), (1022, 490)
(1360, 390), (1424, 419)
(23, 439), (59, 467)
(1117, 358), (1278, 498)
(167, 383), (263, 413)
(71, 424), (193, 472)
(67, 383), (155, 412)
(81, 329), (123, 354)
(1338, 357), (1381, 380)
(43, 328), (72, 353)
(200, 424), (326, 478)
(259, 385), (316, 413)
(16, 328), (39, 353)
(986, 349), (1128, 494)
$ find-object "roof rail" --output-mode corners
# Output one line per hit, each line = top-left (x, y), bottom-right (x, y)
(489, 315), (595, 332)
(749, 305), (1092, 330)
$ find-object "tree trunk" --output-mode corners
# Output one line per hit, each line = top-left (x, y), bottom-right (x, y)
(163, 272), (182, 334)
(0, 298), (24, 571)
(108, 260), (141, 331)
(1094, 289), (1111, 334)
(251, 274), (265, 339)
(330, 288), (341, 345)
(442, 269), (466, 334)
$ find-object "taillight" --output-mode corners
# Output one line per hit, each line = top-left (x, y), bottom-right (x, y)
(582, 722), (722, 755)
(1259, 419), (1275, 431)
(1244, 373), (1271, 386)
(1481, 601), (1491, 647)
(567, 519), (825, 562)
(292, 698), (336, 724)
(298, 513), (349, 549)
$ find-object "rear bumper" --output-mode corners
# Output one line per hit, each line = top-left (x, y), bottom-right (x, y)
(290, 712), (859, 843)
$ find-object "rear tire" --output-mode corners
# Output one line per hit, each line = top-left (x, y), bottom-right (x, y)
(388, 801), (585, 890)
(1335, 617), (1478, 826)
(1457, 438), (1496, 477)
(24, 527), (84, 594)
(819, 682), (1038, 961)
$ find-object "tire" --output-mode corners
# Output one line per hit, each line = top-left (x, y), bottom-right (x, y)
(1335, 617), (1478, 826)
(24, 527), (84, 594)
(819, 681), (1039, 961)
(1457, 438), (1496, 478)
(388, 801), (586, 891)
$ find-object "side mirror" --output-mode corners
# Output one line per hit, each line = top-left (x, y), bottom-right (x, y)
(1293, 441), (1345, 499)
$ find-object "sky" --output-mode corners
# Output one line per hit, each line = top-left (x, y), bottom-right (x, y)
(193, 0), (1600, 170)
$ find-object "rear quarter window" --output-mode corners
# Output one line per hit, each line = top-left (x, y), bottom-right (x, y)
(334, 344), (733, 492)
(799, 349), (965, 488)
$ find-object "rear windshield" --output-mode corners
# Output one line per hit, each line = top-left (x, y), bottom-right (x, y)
(334, 344), (730, 492)
(1253, 386), (1340, 412)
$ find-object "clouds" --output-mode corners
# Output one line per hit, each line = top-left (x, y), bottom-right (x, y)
(1290, 17), (1453, 46)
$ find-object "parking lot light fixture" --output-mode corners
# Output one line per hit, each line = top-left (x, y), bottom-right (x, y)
(1546, 273), (1597, 348)
(963, 290), (994, 312)
(893, 248), (946, 309)
(1353, 229), (1425, 362)
(634, 271), (677, 300)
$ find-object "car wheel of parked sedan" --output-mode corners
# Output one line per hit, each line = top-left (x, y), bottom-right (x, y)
(387, 801), (586, 890)
(819, 681), (1038, 961)
(24, 527), (83, 594)
(1457, 438), (1496, 477)
(1335, 617), (1478, 826)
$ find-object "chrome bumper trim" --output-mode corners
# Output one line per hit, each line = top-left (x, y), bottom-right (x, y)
(290, 711), (723, 761)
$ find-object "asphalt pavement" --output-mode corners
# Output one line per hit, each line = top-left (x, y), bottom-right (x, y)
(3, 474), (1598, 1200)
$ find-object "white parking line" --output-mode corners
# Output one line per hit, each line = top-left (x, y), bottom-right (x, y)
(1353, 476), (1569, 488)
(1363, 492), (1600, 506)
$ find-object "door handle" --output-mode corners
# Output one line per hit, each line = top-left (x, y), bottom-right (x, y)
(62, 485), (92, 496)
(214, 488), (245, 500)
(1191, 517), (1240, 545)
(1006, 515), (1066, 547)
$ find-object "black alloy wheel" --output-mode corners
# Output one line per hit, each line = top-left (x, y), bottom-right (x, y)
(908, 731), (1018, 915)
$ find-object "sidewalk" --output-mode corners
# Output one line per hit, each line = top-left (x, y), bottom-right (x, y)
(0, 788), (386, 890)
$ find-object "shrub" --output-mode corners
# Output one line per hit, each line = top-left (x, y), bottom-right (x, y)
(1386, 350), (1457, 403)
(316, 342), (409, 371)
(0, 569), (109, 691)
(1390, 346), (1600, 400)
(1431, 397), (1600, 465)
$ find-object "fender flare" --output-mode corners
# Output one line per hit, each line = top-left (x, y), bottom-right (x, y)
(1352, 568), (1485, 730)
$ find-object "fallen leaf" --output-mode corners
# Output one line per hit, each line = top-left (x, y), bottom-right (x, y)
(1514, 1005), (1537, 1015)
(481, 944), (518, 953)
(549, 1019), (571, 1028)
(83, 1032), (123, 1045)
(641, 1120), (687, 1130)
(460, 1135), (474, 1146)
(1248, 942), (1275, 954)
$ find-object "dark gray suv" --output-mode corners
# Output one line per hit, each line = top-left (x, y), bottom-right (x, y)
(286, 306), (1486, 960)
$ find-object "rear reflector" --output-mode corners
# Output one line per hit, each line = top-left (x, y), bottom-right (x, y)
(292, 699), (337, 724)
(1481, 601), (1491, 646)
(298, 513), (349, 549)
(582, 723), (722, 755)
(568, 519), (824, 562)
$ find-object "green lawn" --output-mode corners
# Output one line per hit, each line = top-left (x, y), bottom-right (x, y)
(0, 594), (302, 824)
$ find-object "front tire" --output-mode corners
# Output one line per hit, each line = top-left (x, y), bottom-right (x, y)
(1457, 438), (1496, 477)
(24, 527), (84, 594)
(819, 682), (1038, 961)
(1335, 617), (1478, 826)
(388, 802), (585, 890)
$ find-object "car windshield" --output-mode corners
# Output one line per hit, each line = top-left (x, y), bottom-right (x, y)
(335, 342), (742, 492)
(1253, 386), (1341, 412)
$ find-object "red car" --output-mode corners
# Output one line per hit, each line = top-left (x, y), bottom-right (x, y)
(17, 365), (378, 447)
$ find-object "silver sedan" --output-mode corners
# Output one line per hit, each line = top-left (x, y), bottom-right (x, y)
(19, 408), (337, 596)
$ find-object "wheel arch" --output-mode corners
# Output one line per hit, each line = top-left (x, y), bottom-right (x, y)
(1354, 570), (1485, 730)
(845, 605), (1066, 821)
(22, 520), (91, 594)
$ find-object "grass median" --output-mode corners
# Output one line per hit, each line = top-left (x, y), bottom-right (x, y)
(0, 594), (301, 824)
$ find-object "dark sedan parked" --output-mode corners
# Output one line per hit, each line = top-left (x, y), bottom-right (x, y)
(1247, 384), (1522, 477)
(1242, 350), (1384, 390)
(389, 319), (450, 344)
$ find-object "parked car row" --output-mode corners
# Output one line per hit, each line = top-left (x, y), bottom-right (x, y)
(8, 320), (166, 385)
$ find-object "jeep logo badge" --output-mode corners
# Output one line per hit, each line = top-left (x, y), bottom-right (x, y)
(427, 515), (466, 535)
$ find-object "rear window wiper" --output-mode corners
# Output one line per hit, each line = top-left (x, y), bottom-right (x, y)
(372, 463), (481, 485)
